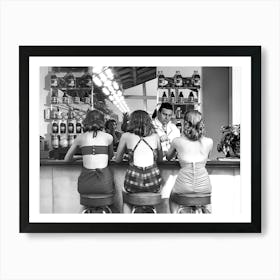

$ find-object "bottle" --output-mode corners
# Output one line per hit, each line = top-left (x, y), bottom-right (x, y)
(56, 107), (62, 120)
(192, 70), (200, 87)
(162, 91), (168, 102)
(50, 74), (58, 87)
(62, 91), (69, 104)
(178, 91), (184, 103)
(84, 91), (90, 104)
(73, 91), (80, 104)
(174, 71), (183, 87)
(60, 118), (66, 134)
(59, 135), (68, 148)
(50, 105), (57, 119)
(176, 121), (182, 133)
(52, 120), (59, 134)
(44, 108), (50, 120)
(65, 72), (75, 88)
(50, 88), (58, 104)
(76, 118), (82, 134)
(188, 92), (194, 102)
(170, 91), (176, 103)
(158, 71), (166, 87)
(51, 134), (59, 149)
(176, 107), (182, 119)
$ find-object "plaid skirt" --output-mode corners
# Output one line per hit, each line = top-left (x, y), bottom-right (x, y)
(124, 164), (162, 193)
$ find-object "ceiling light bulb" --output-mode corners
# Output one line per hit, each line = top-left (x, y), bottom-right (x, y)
(105, 68), (114, 79)
(93, 76), (103, 87)
(102, 87), (110, 95)
(113, 81), (119, 90)
(92, 66), (104, 74)
(99, 73), (107, 82)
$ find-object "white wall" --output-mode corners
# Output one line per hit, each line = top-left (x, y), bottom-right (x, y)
(0, 1), (279, 280)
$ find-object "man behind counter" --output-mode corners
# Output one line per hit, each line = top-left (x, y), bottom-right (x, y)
(152, 102), (180, 157)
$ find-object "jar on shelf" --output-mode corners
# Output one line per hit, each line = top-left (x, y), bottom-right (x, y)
(76, 118), (82, 134)
(44, 108), (50, 120)
(170, 91), (176, 104)
(178, 91), (184, 103)
(52, 120), (59, 134)
(50, 74), (58, 87)
(162, 91), (168, 102)
(51, 134), (59, 149)
(62, 91), (69, 104)
(73, 91), (80, 104)
(176, 107), (182, 119)
(158, 71), (167, 87)
(192, 70), (200, 87)
(84, 91), (90, 104)
(59, 135), (68, 148)
(174, 71), (183, 87)
(64, 72), (75, 88)
(50, 88), (58, 104)
(60, 118), (67, 134)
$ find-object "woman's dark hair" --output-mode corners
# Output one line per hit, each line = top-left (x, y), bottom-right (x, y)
(127, 110), (155, 137)
(82, 110), (104, 137)
(183, 110), (205, 141)
(105, 119), (116, 130)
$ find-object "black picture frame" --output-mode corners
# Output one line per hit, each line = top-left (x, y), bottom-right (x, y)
(20, 46), (261, 233)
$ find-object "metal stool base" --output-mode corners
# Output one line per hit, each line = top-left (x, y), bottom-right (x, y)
(82, 206), (112, 214)
(131, 205), (157, 214)
(177, 205), (211, 214)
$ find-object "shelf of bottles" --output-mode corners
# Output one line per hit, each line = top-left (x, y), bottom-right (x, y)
(157, 70), (201, 133)
(45, 71), (94, 150)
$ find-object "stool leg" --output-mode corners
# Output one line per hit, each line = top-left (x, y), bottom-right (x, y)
(131, 205), (157, 214)
(82, 206), (112, 214)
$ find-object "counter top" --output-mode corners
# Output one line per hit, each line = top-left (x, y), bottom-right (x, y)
(40, 158), (240, 168)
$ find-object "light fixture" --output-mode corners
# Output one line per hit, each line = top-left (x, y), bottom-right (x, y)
(104, 80), (113, 88)
(99, 72), (107, 83)
(92, 66), (104, 74)
(92, 76), (102, 87)
(113, 81), (119, 90)
(108, 85), (115, 93)
(105, 68), (114, 79)
(102, 87), (110, 96)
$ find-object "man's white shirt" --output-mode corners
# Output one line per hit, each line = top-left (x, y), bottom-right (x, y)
(152, 117), (181, 154)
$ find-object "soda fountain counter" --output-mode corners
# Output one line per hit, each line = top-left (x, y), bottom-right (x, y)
(40, 158), (240, 214)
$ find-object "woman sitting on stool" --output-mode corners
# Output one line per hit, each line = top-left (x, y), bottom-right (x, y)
(115, 110), (163, 213)
(64, 110), (115, 213)
(166, 110), (213, 214)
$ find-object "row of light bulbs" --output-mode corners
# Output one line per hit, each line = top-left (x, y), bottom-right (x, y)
(91, 67), (130, 113)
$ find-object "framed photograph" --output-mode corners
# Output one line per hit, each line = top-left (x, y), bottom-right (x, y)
(20, 46), (261, 233)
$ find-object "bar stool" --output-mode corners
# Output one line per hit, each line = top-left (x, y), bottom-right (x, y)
(80, 193), (114, 214)
(122, 191), (162, 213)
(171, 193), (211, 214)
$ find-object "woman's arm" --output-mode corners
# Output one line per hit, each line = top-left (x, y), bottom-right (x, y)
(64, 136), (80, 161)
(156, 134), (163, 162)
(107, 134), (114, 160)
(166, 139), (177, 161)
(114, 133), (127, 163)
(207, 138), (214, 159)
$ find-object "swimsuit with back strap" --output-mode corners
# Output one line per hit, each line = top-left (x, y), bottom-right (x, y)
(127, 137), (157, 167)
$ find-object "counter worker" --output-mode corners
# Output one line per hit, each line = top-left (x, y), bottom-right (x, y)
(152, 102), (180, 157)
(105, 119), (122, 151)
